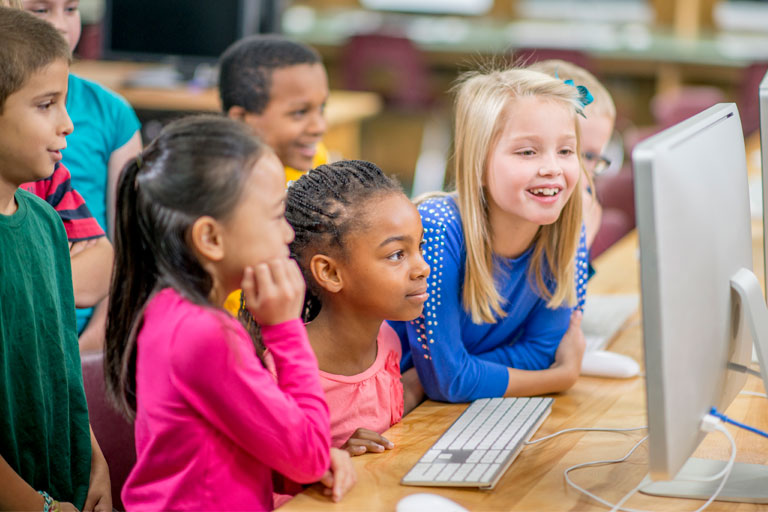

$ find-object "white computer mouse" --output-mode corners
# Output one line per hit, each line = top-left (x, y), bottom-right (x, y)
(581, 350), (640, 378)
(396, 493), (468, 512)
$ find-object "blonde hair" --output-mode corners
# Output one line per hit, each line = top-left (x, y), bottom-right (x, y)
(0, 0), (22, 8)
(453, 67), (584, 324)
(528, 59), (616, 121)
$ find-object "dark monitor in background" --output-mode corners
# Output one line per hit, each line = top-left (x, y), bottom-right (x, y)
(103, 0), (280, 84)
(632, 102), (768, 503)
(360, 0), (492, 15)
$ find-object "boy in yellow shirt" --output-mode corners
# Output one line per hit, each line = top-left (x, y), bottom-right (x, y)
(219, 34), (329, 183)
(218, 35), (330, 314)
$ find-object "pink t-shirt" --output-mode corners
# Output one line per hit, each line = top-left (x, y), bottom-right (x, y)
(320, 322), (405, 448)
(122, 288), (330, 511)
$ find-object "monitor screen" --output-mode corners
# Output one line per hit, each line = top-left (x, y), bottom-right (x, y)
(103, 0), (270, 62)
(759, 69), (768, 300)
(360, 0), (493, 16)
(632, 102), (768, 502)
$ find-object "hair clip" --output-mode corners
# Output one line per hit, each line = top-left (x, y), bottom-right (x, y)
(563, 79), (594, 118)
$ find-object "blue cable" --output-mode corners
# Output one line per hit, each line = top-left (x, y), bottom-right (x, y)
(709, 407), (768, 439)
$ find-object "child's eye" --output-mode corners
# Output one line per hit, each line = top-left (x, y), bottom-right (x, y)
(66, 6), (78, 13)
(29, 8), (49, 14)
(516, 149), (535, 157)
(419, 240), (426, 253)
(290, 109), (308, 119)
(387, 250), (405, 262)
(37, 101), (54, 111)
(559, 148), (575, 156)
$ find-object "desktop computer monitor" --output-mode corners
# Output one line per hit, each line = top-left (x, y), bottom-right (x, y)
(103, 0), (278, 80)
(760, 69), (768, 301)
(359, 0), (493, 15)
(633, 102), (768, 502)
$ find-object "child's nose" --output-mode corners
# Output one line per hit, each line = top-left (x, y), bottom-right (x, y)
(59, 106), (74, 136)
(282, 218), (295, 245)
(412, 253), (430, 280)
(308, 112), (327, 136)
(50, 12), (68, 35)
(537, 154), (563, 177)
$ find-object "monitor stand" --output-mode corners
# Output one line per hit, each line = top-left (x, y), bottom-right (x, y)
(640, 268), (768, 503)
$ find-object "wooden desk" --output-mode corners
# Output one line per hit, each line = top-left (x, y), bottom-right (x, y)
(282, 230), (768, 511)
(69, 61), (382, 160)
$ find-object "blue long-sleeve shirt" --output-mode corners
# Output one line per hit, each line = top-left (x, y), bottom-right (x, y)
(389, 196), (589, 403)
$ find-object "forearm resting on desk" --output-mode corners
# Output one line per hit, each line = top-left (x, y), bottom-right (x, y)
(504, 365), (579, 397)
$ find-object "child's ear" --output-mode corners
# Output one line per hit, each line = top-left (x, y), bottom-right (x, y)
(190, 216), (225, 262)
(226, 105), (247, 122)
(310, 254), (343, 293)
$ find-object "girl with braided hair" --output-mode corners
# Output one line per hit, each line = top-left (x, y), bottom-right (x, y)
(105, 116), (355, 510)
(284, 160), (430, 455)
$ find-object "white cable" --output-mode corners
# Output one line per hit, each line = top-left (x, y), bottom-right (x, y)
(683, 422), (737, 512)
(564, 434), (650, 512)
(526, 426), (647, 445)
(739, 390), (768, 398)
(565, 420), (737, 512)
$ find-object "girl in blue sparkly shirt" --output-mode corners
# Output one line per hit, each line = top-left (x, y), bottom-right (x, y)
(390, 68), (590, 402)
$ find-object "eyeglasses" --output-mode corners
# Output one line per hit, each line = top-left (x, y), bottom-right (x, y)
(582, 151), (612, 176)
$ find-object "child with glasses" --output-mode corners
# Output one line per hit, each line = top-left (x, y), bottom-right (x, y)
(529, 59), (617, 250)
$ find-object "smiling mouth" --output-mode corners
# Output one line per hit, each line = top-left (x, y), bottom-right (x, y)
(295, 143), (318, 158)
(527, 187), (561, 197)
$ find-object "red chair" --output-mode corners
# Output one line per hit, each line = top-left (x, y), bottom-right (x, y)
(737, 62), (768, 136)
(650, 86), (726, 130)
(340, 33), (433, 109)
(591, 207), (633, 259)
(81, 351), (135, 511)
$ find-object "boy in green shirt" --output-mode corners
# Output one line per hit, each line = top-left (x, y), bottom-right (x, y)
(0, 7), (110, 511)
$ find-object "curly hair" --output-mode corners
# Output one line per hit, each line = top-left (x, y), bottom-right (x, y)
(218, 34), (321, 114)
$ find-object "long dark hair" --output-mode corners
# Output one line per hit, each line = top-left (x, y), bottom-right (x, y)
(105, 115), (265, 419)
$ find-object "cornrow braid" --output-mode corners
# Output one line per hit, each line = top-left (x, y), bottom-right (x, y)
(287, 160), (402, 322)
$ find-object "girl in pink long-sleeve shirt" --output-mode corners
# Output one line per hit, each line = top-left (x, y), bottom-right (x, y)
(104, 116), (355, 511)
(277, 160), (430, 455)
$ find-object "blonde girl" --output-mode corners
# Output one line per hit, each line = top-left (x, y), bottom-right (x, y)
(389, 68), (589, 402)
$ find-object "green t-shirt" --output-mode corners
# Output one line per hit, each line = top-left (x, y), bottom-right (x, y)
(0, 189), (91, 508)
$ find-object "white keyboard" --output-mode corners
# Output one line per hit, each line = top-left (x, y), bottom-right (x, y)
(582, 294), (639, 352)
(401, 397), (553, 489)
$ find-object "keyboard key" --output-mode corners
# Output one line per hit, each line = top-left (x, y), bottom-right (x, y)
(435, 463), (461, 481)
(482, 463), (501, 483)
(466, 450), (485, 464)
(422, 463), (446, 480)
(466, 463), (490, 482)
(496, 449), (512, 463)
(481, 449), (500, 463)
(421, 450), (441, 463)
(404, 463), (431, 481)
(452, 463), (476, 482)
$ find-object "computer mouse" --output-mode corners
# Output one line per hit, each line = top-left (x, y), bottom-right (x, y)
(396, 493), (468, 512)
(581, 350), (640, 378)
